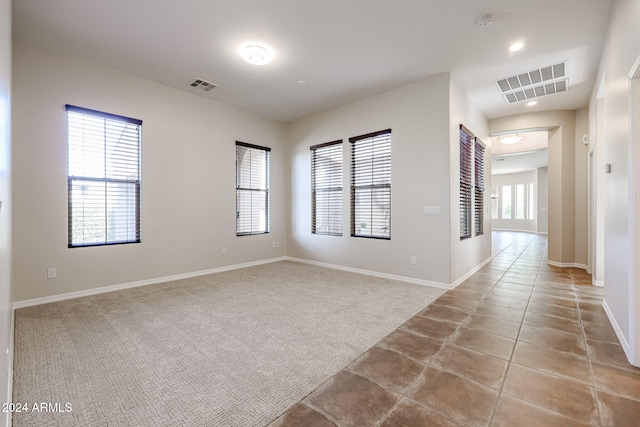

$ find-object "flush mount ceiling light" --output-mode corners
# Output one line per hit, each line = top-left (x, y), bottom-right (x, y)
(498, 134), (525, 145)
(509, 42), (525, 52)
(240, 43), (273, 65)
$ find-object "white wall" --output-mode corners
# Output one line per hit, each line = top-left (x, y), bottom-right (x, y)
(491, 171), (537, 233)
(449, 78), (491, 283)
(0, 0), (11, 423)
(537, 167), (549, 234)
(286, 73), (489, 286)
(590, 0), (640, 366)
(574, 107), (590, 268)
(11, 41), (287, 302)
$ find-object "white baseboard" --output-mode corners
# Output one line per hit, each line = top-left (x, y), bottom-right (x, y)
(451, 256), (494, 288)
(286, 257), (452, 290)
(602, 298), (633, 364)
(12, 257), (288, 310)
(593, 279), (605, 287)
(546, 260), (589, 271)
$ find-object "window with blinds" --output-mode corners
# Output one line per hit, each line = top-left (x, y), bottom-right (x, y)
(311, 140), (343, 236)
(474, 139), (486, 236)
(460, 125), (473, 240)
(350, 129), (391, 239)
(236, 142), (270, 235)
(66, 105), (142, 248)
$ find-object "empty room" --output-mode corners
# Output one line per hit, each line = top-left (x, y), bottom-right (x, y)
(1, 0), (640, 426)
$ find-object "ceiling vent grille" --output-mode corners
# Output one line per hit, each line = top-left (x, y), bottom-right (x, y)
(496, 63), (568, 104)
(189, 78), (218, 92)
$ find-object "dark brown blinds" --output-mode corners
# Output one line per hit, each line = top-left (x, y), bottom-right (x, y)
(460, 125), (473, 240)
(236, 142), (271, 235)
(474, 139), (486, 236)
(66, 104), (142, 247)
(350, 129), (391, 239)
(311, 140), (343, 236)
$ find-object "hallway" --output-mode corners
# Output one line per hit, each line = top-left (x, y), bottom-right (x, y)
(273, 231), (640, 426)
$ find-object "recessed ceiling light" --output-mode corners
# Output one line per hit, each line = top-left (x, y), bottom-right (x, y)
(526, 101), (538, 107)
(509, 42), (525, 52)
(240, 43), (273, 65)
(498, 134), (524, 144)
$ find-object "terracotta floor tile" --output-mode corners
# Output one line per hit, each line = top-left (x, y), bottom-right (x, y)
(482, 294), (529, 310)
(409, 367), (498, 427)
(532, 287), (577, 300)
(380, 398), (463, 427)
(587, 340), (633, 369)
(350, 346), (423, 393)
(597, 390), (640, 427)
(473, 302), (525, 323)
(591, 362), (640, 400)
(493, 395), (591, 427)
(494, 282), (533, 293)
(499, 276), (536, 286)
(488, 288), (532, 301)
(529, 293), (579, 308)
(379, 328), (443, 363)
(270, 403), (337, 427)
(446, 288), (487, 302)
(418, 303), (470, 323)
(518, 324), (587, 357)
(578, 301), (604, 313)
(526, 301), (580, 321)
(306, 370), (397, 427)
(434, 294), (479, 311)
(464, 313), (520, 339)
(580, 309), (609, 324)
(512, 341), (591, 384)
(402, 315), (459, 340)
(503, 364), (599, 424)
(583, 321), (619, 344)
(432, 344), (508, 389)
(450, 327), (515, 360)
(523, 311), (583, 335)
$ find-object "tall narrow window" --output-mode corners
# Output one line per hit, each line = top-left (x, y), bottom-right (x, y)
(66, 105), (142, 247)
(460, 125), (473, 239)
(236, 142), (270, 235)
(528, 183), (535, 219)
(474, 139), (486, 236)
(516, 184), (525, 219)
(311, 140), (343, 236)
(350, 129), (391, 239)
(502, 185), (512, 219)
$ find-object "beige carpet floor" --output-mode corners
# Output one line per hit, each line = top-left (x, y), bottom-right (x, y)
(12, 261), (443, 426)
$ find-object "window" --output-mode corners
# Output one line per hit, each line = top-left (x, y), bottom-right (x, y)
(66, 105), (142, 247)
(501, 185), (512, 218)
(459, 125), (473, 239)
(236, 142), (270, 235)
(474, 139), (486, 236)
(311, 140), (343, 236)
(350, 129), (391, 239)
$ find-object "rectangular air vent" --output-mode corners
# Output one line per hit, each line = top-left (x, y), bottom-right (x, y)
(189, 78), (218, 92)
(496, 63), (568, 104)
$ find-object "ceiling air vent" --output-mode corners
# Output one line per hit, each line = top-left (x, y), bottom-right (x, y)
(189, 78), (218, 92)
(496, 63), (568, 104)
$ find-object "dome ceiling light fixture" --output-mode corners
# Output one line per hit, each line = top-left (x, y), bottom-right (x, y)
(498, 134), (525, 145)
(240, 43), (274, 65)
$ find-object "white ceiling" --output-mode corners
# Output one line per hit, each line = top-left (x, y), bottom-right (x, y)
(12, 0), (613, 123)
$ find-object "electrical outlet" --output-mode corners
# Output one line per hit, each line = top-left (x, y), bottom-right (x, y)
(411, 256), (417, 265)
(222, 248), (227, 256)
(47, 268), (57, 279)
(272, 242), (276, 248)
(276, 241), (281, 248)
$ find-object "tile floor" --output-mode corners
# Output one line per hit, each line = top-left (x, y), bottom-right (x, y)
(270, 232), (640, 427)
